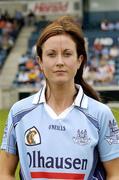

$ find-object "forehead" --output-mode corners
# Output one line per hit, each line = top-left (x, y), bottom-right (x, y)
(42, 34), (76, 50)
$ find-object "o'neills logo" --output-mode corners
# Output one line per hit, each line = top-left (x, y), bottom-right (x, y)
(27, 151), (88, 170)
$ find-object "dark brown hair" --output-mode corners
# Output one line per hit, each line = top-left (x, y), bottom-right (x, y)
(36, 16), (100, 101)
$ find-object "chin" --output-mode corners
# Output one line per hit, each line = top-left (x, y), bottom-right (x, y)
(53, 80), (70, 85)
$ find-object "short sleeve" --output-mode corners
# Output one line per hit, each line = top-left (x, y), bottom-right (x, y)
(1, 108), (17, 155)
(98, 106), (119, 162)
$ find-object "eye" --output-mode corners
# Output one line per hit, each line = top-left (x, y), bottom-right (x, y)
(46, 50), (56, 58)
(47, 52), (56, 57)
(64, 51), (72, 57)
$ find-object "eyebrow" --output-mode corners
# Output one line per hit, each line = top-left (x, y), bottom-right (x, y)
(45, 48), (73, 52)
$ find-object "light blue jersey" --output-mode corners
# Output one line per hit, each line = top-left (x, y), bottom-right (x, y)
(1, 85), (119, 180)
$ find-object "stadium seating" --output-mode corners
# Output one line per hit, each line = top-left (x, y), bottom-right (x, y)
(12, 18), (119, 89)
(0, 10), (24, 71)
(84, 27), (119, 86)
(13, 20), (49, 88)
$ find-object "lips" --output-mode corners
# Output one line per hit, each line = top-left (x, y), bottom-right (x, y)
(54, 70), (66, 73)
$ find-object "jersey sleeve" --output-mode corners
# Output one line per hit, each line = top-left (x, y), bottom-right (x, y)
(0, 108), (17, 155)
(98, 106), (119, 162)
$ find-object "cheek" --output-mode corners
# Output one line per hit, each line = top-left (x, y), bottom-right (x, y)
(73, 62), (81, 74)
(40, 60), (49, 69)
(67, 62), (78, 76)
(41, 62), (52, 75)
(41, 57), (54, 69)
(67, 59), (79, 69)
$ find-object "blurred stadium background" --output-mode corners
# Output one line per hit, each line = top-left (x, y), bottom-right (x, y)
(0, 0), (119, 109)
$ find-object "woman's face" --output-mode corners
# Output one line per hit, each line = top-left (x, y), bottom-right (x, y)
(39, 34), (83, 85)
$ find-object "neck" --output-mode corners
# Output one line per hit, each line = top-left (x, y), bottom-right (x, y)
(46, 83), (78, 115)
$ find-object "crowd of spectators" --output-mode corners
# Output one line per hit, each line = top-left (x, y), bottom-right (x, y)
(13, 52), (45, 90)
(0, 8), (37, 72)
(101, 19), (119, 31)
(13, 19), (119, 88)
(13, 18), (51, 89)
(0, 10), (24, 71)
(1, 7), (119, 88)
(14, 37), (118, 88)
(83, 37), (118, 86)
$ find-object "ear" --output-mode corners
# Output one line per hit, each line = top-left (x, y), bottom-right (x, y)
(77, 55), (83, 69)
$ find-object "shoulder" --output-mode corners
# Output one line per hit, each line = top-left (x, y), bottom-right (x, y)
(88, 96), (111, 113)
(86, 96), (114, 122)
(10, 93), (38, 116)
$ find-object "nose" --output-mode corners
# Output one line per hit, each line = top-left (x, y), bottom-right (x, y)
(56, 54), (64, 67)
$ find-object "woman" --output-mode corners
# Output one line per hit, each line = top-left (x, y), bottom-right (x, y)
(0, 15), (119, 180)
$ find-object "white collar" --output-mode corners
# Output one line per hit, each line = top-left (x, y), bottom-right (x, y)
(32, 84), (88, 109)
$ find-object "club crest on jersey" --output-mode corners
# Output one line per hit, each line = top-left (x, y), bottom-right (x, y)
(73, 129), (91, 145)
(105, 119), (119, 145)
(25, 127), (41, 146)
